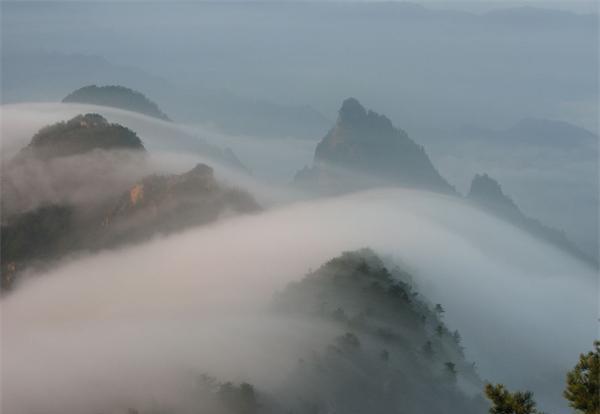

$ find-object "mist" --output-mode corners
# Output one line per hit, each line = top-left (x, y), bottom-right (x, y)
(2, 2), (598, 413)
(2, 187), (596, 413)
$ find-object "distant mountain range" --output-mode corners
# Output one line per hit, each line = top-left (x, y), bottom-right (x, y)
(2, 51), (331, 140)
(63, 85), (171, 121)
(296, 98), (594, 266)
(457, 118), (598, 150)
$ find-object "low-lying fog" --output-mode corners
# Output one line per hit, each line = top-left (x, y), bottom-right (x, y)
(1, 102), (598, 414)
(2, 186), (597, 413)
(1, 103), (315, 185)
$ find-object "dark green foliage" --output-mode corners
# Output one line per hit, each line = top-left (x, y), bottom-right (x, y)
(484, 383), (540, 414)
(422, 341), (434, 358)
(218, 382), (259, 414)
(435, 303), (445, 315)
(564, 341), (600, 414)
(63, 85), (170, 121)
(272, 249), (485, 414)
(445, 362), (457, 382)
(23, 113), (145, 159)
(335, 332), (361, 350)
(1, 204), (73, 290)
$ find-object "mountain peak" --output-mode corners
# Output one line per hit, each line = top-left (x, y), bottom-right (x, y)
(468, 173), (519, 213)
(296, 98), (454, 194)
(467, 173), (594, 265)
(186, 163), (214, 179)
(63, 84), (170, 121)
(24, 113), (145, 159)
(339, 97), (367, 124)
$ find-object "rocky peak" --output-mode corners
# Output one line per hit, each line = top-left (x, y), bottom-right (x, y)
(467, 173), (518, 212)
(339, 97), (367, 125)
(300, 98), (454, 194)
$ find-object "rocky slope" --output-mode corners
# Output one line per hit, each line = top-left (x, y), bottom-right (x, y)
(467, 173), (594, 265)
(295, 98), (455, 194)
(63, 85), (170, 121)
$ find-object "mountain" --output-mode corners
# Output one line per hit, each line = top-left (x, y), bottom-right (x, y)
(467, 173), (594, 265)
(99, 163), (259, 245)
(115, 249), (487, 414)
(1, 163), (259, 291)
(457, 118), (598, 150)
(295, 98), (455, 194)
(1, 114), (259, 291)
(18, 113), (146, 159)
(268, 249), (486, 413)
(63, 85), (170, 121)
(0, 51), (172, 105)
(169, 88), (332, 140)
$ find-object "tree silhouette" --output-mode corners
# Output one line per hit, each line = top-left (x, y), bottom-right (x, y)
(564, 341), (599, 414)
(484, 383), (540, 414)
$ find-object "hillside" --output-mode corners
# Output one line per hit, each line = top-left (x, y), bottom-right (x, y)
(63, 85), (170, 121)
(98, 163), (260, 245)
(1, 114), (260, 294)
(19, 113), (145, 159)
(113, 249), (488, 414)
(467, 173), (594, 265)
(295, 98), (455, 194)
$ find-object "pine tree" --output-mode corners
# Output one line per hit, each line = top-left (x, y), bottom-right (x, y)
(564, 341), (600, 414)
(435, 303), (445, 315)
(484, 383), (540, 414)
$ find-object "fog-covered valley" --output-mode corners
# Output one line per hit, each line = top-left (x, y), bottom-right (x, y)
(1, 2), (598, 414)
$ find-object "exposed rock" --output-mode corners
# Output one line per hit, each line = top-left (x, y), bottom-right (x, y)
(295, 98), (454, 194)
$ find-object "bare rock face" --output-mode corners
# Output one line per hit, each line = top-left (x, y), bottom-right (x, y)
(295, 98), (454, 195)
(102, 163), (259, 243)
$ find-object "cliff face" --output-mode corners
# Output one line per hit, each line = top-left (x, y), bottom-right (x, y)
(63, 85), (171, 121)
(295, 98), (454, 194)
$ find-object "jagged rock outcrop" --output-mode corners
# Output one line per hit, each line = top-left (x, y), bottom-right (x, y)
(467, 173), (594, 265)
(100, 163), (260, 244)
(295, 98), (454, 194)
(18, 113), (145, 159)
(63, 85), (170, 121)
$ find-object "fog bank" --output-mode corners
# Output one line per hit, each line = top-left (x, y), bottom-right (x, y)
(2, 188), (597, 413)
